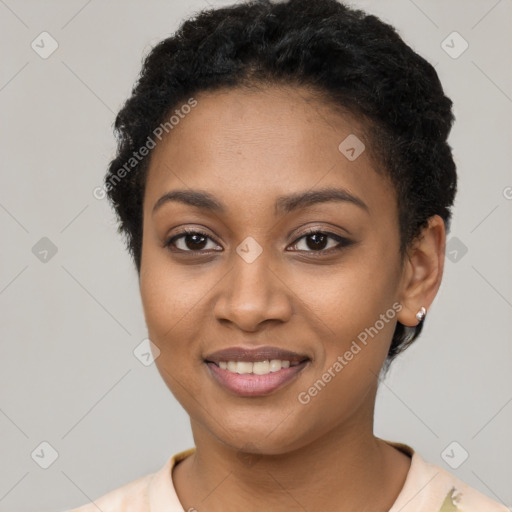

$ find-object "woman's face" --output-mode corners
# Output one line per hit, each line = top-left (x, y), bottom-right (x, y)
(139, 86), (406, 454)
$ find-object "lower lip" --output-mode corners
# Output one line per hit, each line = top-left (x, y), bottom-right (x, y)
(205, 361), (309, 397)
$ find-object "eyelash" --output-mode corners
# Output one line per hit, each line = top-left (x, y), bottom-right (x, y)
(163, 227), (353, 256)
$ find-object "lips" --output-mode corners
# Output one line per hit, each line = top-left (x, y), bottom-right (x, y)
(204, 345), (311, 397)
(204, 345), (310, 364)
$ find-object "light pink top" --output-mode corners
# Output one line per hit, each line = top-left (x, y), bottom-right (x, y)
(64, 441), (508, 512)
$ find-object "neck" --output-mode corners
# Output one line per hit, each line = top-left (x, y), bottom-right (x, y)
(172, 395), (411, 511)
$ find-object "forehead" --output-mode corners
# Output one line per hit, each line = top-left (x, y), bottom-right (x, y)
(144, 86), (395, 219)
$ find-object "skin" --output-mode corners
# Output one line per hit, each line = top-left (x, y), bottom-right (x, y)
(139, 85), (446, 512)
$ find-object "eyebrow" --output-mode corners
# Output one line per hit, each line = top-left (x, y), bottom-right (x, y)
(152, 186), (369, 216)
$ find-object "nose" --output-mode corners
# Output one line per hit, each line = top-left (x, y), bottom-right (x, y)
(213, 248), (293, 332)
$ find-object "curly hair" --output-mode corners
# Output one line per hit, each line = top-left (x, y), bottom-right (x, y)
(104, 0), (457, 367)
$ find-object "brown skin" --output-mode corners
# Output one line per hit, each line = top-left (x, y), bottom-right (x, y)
(139, 86), (446, 512)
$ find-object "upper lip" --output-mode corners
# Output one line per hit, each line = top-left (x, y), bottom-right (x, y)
(204, 345), (310, 364)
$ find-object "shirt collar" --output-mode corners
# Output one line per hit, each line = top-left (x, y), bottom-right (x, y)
(148, 447), (196, 512)
(149, 441), (421, 512)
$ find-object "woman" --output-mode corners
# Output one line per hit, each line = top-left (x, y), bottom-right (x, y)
(68, 0), (507, 510)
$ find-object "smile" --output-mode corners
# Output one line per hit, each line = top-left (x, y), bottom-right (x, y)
(204, 345), (311, 396)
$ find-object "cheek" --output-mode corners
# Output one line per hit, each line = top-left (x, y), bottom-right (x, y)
(139, 244), (212, 399)
(287, 251), (400, 345)
(288, 246), (401, 389)
(289, 266), (399, 439)
(139, 237), (210, 335)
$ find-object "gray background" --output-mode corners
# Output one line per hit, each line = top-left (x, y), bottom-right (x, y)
(1, 0), (511, 510)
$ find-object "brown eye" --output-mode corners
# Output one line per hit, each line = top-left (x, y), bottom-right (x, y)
(164, 229), (222, 253)
(289, 230), (352, 253)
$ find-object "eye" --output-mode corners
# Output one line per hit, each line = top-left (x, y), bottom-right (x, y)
(164, 227), (353, 255)
(164, 228), (222, 253)
(288, 229), (353, 254)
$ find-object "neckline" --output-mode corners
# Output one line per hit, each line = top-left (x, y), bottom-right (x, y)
(149, 440), (420, 512)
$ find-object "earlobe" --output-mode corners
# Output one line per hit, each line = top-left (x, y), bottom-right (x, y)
(397, 215), (446, 327)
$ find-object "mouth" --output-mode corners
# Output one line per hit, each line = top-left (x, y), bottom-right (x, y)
(204, 345), (311, 397)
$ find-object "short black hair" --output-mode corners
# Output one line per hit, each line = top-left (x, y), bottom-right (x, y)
(105, 0), (457, 367)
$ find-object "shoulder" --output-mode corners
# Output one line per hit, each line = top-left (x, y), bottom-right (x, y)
(60, 449), (195, 512)
(386, 441), (509, 512)
(62, 468), (157, 512)
(429, 464), (508, 511)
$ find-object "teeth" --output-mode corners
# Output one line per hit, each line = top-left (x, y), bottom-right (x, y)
(216, 359), (299, 375)
(252, 360), (270, 375)
(269, 359), (282, 372)
(237, 361), (253, 374)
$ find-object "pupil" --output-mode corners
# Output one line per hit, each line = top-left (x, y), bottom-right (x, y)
(187, 234), (207, 250)
(307, 233), (327, 250)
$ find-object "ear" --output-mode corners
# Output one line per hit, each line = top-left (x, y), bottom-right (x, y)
(396, 215), (446, 327)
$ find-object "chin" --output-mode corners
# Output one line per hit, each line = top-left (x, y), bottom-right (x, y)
(206, 413), (312, 456)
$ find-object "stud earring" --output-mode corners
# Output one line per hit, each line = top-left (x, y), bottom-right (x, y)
(416, 306), (426, 322)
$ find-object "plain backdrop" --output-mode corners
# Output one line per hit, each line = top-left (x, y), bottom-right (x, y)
(0, 0), (511, 510)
